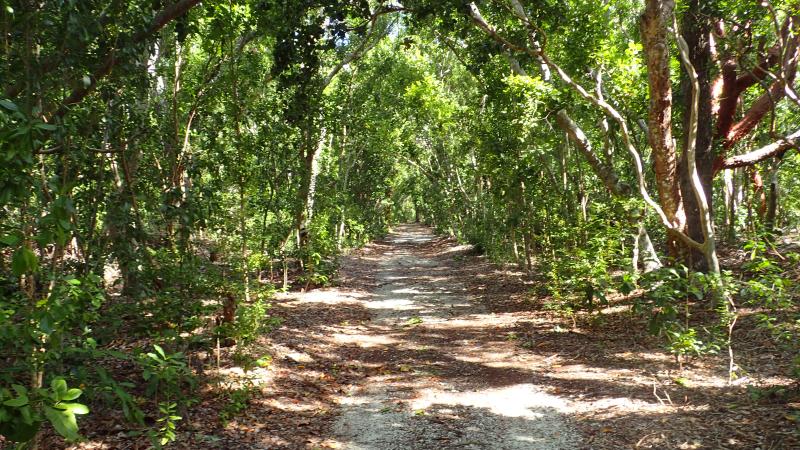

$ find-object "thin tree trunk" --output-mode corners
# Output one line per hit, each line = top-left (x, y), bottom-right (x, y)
(637, 221), (662, 272)
(679, 0), (715, 271)
(765, 163), (780, 233)
(641, 0), (685, 256)
(723, 169), (737, 242)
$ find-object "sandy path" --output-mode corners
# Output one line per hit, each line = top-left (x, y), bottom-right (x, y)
(329, 225), (579, 449)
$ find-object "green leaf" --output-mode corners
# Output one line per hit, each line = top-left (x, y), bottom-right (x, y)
(11, 246), (38, 276)
(11, 385), (28, 397)
(0, 99), (17, 112)
(61, 388), (82, 401)
(44, 405), (80, 440)
(33, 122), (57, 131)
(153, 344), (166, 359)
(0, 420), (40, 442)
(60, 402), (89, 414)
(3, 396), (28, 407)
(673, 377), (690, 387)
(40, 315), (53, 334)
(51, 378), (68, 395)
(0, 233), (21, 246)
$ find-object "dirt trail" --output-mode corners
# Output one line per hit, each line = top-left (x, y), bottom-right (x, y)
(328, 225), (579, 449)
(41, 225), (799, 449)
(256, 224), (797, 450)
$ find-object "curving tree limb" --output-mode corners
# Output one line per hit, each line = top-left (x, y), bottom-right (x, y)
(51, 0), (202, 119)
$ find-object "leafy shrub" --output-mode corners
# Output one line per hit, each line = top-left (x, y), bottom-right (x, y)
(92, 367), (145, 425)
(635, 266), (722, 365)
(738, 239), (800, 379)
(217, 288), (281, 345)
(147, 401), (182, 448)
(739, 240), (794, 309)
(219, 383), (256, 426)
(138, 345), (195, 406)
(0, 378), (89, 444)
(544, 219), (626, 314)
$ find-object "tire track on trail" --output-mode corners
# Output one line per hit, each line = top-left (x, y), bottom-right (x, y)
(329, 224), (580, 449)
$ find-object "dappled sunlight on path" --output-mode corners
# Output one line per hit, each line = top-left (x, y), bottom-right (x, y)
(321, 224), (581, 449)
(257, 224), (798, 450)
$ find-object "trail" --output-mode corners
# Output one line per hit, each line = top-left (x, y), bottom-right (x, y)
(328, 224), (579, 449)
(165, 223), (791, 450)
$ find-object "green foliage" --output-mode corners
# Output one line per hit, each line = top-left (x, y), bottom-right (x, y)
(92, 367), (145, 425)
(635, 266), (722, 364)
(219, 383), (257, 427)
(0, 378), (88, 443)
(148, 401), (182, 448)
(0, 273), (105, 397)
(544, 216), (629, 313)
(739, 239), (795, 309)
(138, 345), (196, 406)
(11, 246), (38, 277)
(738, 238), (800, 378)
(662, 324), (720, 361)
(224, 290), (281, 345)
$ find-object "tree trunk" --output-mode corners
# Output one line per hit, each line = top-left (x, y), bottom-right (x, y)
(301, 126), (327, 237)
(723, 168), (737, 242)
(679, 0), (715, 270)
(637, 221), (662, 272)
(641, 0), (685, 255)
(765, 164), (780, 233)
(752, 168), (767, 221)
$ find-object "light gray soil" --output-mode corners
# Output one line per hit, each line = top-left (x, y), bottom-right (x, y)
(331, 225), (580, 449)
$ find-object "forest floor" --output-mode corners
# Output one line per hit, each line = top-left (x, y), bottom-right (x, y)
(44, 224), (799, 449)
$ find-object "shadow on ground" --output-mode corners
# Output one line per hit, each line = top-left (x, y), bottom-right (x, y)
(210, 224), (798, 450)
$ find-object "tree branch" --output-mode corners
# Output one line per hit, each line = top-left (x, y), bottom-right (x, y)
(322, 6), (401, 89)
(716, 129), (800, 171)
(675, 18), (718, 259)
(556, 109), (632, 197)
(466, 0), (703, 249)
(51, 0), (202, 119)
(724, 79), (787, 148)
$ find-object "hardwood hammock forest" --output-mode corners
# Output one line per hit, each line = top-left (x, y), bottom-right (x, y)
(2, 0), (800, 448)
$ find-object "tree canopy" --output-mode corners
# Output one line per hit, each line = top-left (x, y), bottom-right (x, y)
(2, 0), (800, 447)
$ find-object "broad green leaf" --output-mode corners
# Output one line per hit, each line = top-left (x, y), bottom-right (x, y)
(0, 99), (17, 111)
(11, 385), (27, 396)
(3, 396), (28, 407)
(60, 402), (89, 414)
(51, 378), (68, 394)
(0, 233), (21, 246)
(44, 405), (79, 441)
(11, 246), (38, 276)
(40, 315), (53, 334)
(153, 344), (166, 359)
(61, 388), (82, 401)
